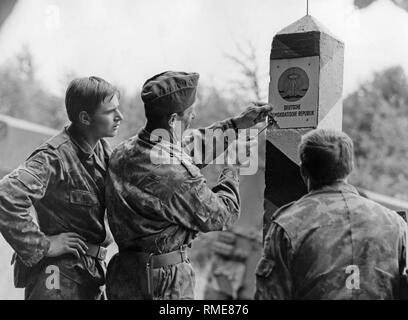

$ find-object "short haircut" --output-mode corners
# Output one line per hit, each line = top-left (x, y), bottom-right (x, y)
(65, 76), (119, 123)
(145, 106), (187, 126)
(298, 129), (354, 185)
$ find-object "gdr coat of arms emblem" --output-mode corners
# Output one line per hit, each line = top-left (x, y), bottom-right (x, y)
(278, 67), (309, 102)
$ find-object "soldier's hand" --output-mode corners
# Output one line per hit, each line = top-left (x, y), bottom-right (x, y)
(46, 233), (88, 259)
(232, 102), (272, 129)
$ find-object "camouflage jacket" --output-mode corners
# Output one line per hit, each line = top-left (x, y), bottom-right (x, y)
(106, 119), (241, 299)
(0, 125), (111, 286)
(255, 181), (407, 300)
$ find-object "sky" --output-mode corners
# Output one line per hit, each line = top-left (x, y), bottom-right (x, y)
(0, 0), (407, 98)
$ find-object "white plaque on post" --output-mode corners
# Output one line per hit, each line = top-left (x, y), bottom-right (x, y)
(269, 56), (319, 129)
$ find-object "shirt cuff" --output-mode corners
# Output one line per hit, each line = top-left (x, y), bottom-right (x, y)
(20, 236), (51, 267)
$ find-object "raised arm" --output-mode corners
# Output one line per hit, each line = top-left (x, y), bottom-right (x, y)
(182, 103), (271, 168)
(161, 166), (241, 233)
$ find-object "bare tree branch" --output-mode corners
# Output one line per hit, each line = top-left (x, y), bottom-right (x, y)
(224, 39), (267, 101)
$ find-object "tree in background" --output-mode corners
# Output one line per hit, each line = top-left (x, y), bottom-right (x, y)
(224, 40), (267, 103)
(344, 66), (408, 200)
(0, 47), (148, 143)
(0, 47), (67, 129)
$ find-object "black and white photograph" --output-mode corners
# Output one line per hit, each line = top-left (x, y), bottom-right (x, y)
(0, 0), (408, 309)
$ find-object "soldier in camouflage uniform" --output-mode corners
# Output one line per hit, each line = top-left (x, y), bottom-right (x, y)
(0, 77), (123, 299)
(105, 71), (271, 299)
(255, 129), (408, 300)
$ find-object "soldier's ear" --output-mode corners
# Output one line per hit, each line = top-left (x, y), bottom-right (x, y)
(168, 113), (177, 129)
(79, 111), (92, 126)
(300, 164), (308, 186)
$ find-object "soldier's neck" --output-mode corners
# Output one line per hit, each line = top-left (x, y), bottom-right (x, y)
(145, 122), (178, 144)
(308, 178), (347, 192)
(145, 121), (170, 134)
(70, 124), (100, 149)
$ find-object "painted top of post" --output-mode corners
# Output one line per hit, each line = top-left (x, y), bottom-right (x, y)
(269, 14), (345, 132)
(276, 15), (339, 40)
(270, 15), (344, 61)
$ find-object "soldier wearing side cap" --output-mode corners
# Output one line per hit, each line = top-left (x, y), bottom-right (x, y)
(0, 77), (123, 299)
(255, 129), (408, 300)
(105, 71), (272, 299)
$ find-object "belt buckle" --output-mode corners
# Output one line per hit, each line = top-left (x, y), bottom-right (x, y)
(97, 247), (107, 260)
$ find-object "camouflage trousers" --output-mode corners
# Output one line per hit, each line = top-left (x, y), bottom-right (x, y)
(106, 252), (195, 300)
(24, 265), (105, 300)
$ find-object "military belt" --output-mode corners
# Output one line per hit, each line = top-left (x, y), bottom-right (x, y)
(85, 243), (107, 260)
(148, 246), (188, 298)
(121, 246), (189, 298)
(149, 247), (189, 269)
(120, 245), (189, 268)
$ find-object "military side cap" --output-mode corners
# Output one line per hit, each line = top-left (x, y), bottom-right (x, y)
(141, 71), (199, 116)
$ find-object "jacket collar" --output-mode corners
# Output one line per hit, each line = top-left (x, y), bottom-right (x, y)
(138, 128), (190, 164)
(138, 127), (164, 145)
(66, 125), (98, 161)
(138, 128), (183, 151)
(306, 181), (359, 198)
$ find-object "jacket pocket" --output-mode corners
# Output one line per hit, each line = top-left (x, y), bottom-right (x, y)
(69, 190), (98, 206)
